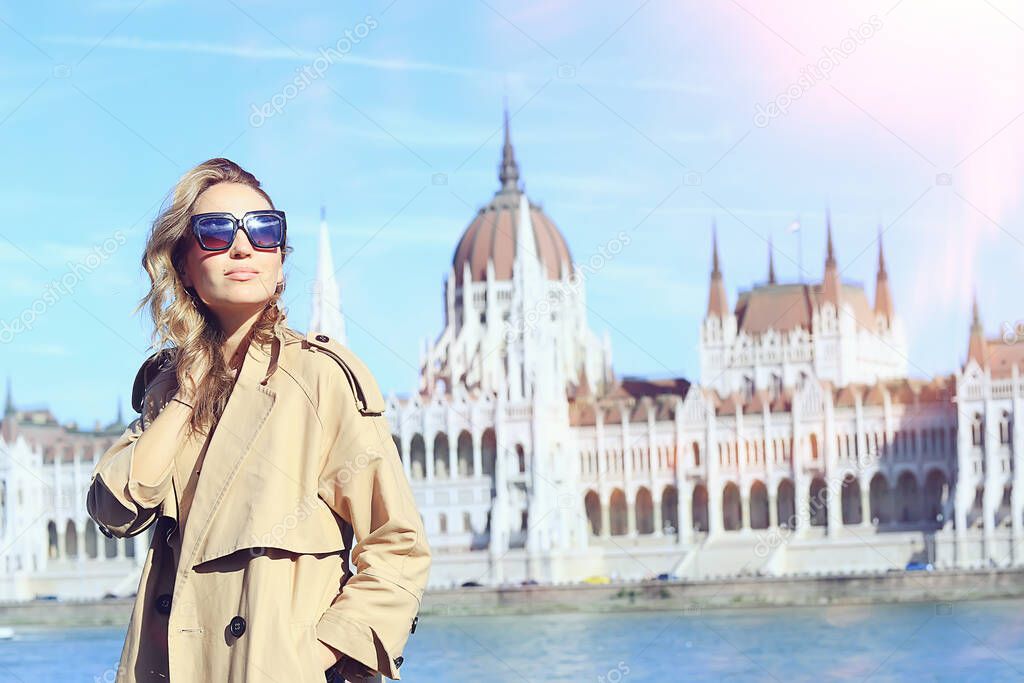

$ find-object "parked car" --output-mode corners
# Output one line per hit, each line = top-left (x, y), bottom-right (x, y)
(583, 575), (611, 584)
(460, 580), (483, 588)
(905, 561), (934, 571)
(520, 579), (539, 586)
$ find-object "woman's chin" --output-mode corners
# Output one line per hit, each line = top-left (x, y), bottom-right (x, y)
(207, 296), (274, 312)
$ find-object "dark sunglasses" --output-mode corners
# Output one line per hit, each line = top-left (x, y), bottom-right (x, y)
(189, 210), (287, 252)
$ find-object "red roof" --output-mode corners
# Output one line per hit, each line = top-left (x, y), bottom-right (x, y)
(981, 338), (1024, 378)
(734, 282), (877, 335)
(452, 192), (572, 286)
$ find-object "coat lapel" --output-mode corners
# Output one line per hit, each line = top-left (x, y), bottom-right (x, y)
(178, 335), (279, 572)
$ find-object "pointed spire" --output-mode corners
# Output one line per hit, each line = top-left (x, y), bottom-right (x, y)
(821, 208), (841, 306)
(116, 395), (123, 426)
(825, 207), (836, 267)
(767, 235), (776, 285)
(711, 222), (721, 275)
(967, 291), (988, 367)
(877, 227), (887, 275)
(572, 364), (592, 399)
(874, 227), (894, 321)
(498, 99), (521, 193)
(707, 221), (729, 319)
(4, 375), (13, 415)
(309, 204), (348, 345)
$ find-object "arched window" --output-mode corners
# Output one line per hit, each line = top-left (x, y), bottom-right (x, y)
(923, 470), (948, 525)
(64, 520), (78, 559)
(777, 480), (796, 528)
(457, 431), (473, 476)
(722, 483), (741, 531)
(750, 481), (769, 529)
(635, 488), (654, 534)
(841, 475), (862, 525)
(896, 472), (921, 523)
(1000, 411), (1012, 445)
(972, 413), (984, 447)
(809, 477), (828, 527)
(661, 485), (678, 534)
(584, 491), (601, 535)
(742, 376), (755, 401)
(481, 429), (497, 480)
(47, 521), (58, 560)
(410, 434), (426, 480)
(692, 485), (709, 533)
(610, 490), (628, 535)
(433, 433), (450, 479)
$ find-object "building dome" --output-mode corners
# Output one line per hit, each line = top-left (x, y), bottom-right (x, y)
(451, 112), (572, 287)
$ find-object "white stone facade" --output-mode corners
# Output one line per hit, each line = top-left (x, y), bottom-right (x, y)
(1, 117), (1018, 600)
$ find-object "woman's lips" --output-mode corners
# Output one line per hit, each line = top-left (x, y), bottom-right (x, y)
(225, 271), (259, 281)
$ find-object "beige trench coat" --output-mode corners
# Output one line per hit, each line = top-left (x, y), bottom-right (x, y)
(86, 327), (431, 682)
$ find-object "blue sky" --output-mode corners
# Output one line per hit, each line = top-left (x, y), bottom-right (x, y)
(2, 1), (1022, 427)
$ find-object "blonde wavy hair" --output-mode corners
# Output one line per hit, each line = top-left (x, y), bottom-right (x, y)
(135, 158), (292, 437)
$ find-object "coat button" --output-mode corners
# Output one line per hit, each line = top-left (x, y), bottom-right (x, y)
(393, 656), (404, 669)
(229, 615), (246, 637)
(154, 593), (172, 615)
(315, 334), (329, 342)
(410, 615), (418, 633)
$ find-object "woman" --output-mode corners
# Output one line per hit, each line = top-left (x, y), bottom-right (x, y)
(87, 158), (431, 682)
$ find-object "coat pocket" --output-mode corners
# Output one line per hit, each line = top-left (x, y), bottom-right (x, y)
(291, 621), (326, 682)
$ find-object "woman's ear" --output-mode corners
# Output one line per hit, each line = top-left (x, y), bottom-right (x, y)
(176, 255), (192, 289)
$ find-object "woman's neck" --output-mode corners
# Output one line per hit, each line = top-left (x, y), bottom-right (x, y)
(219, 307), (264, 370)
(223, 333), (250, 371)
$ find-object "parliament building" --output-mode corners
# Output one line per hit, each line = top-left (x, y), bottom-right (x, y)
(0, 115), (1019, 599)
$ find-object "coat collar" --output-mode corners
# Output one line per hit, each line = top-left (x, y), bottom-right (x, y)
(173, 332), (281, 572)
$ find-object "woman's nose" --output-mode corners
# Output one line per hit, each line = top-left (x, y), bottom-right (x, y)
(228, 225), (254, 255)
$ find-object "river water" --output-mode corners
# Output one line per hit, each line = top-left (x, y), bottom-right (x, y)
(1, 598), (1022, 681)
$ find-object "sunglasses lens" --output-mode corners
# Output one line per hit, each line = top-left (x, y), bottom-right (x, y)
(245, 214), (284, 248)
(195, 216), (236, 250)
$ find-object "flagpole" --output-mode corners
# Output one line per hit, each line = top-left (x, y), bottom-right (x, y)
(788, 218), (803, 283)
(798, 224), (803, 283)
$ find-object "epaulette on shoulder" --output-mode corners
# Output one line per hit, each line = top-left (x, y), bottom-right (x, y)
(282, 326), (306, 346)
(304, 330), (386, 416)
(131, 348), (177, 414)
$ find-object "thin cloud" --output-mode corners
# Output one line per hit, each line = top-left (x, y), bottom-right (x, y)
(39, 35), (713, 94)
(21, 343), (71, 357)
(40, 35), (502, 77)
